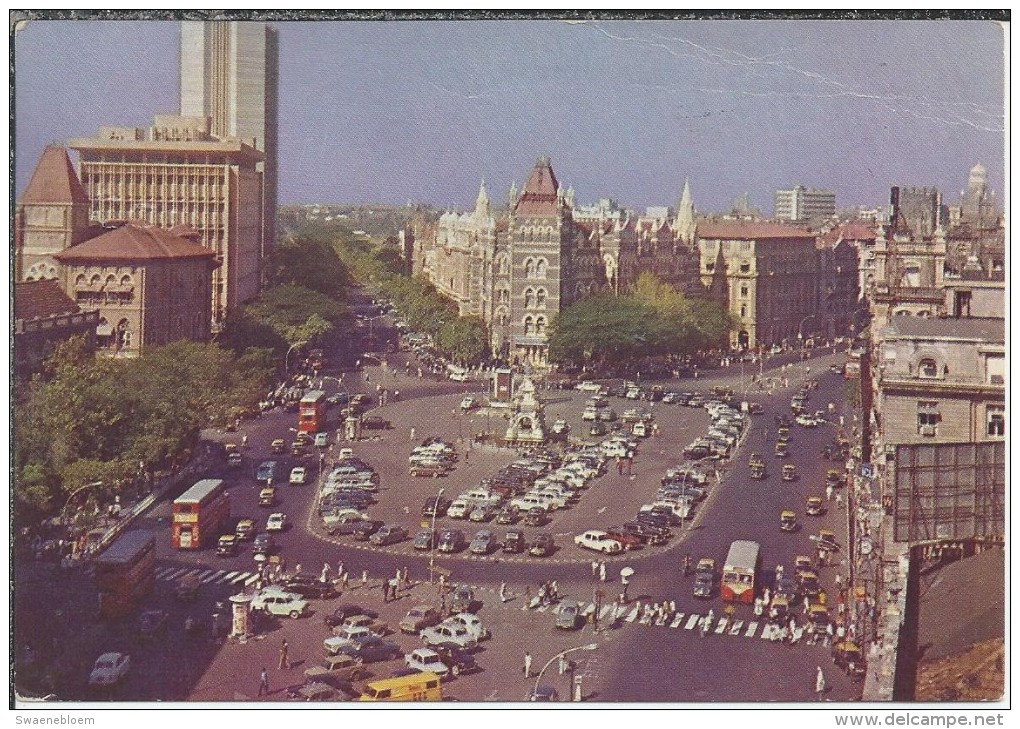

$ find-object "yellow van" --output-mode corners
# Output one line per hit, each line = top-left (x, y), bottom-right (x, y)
(359, 672), (443, 702)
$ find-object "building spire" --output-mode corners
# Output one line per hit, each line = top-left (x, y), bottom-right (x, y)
(474, 179), (490, 218)
(674, 177), (696, 246)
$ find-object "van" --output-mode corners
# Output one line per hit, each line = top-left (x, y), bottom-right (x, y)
(359, 672), (443, 702)
(447, 366), (470, 382)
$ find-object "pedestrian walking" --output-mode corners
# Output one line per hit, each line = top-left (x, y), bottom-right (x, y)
(321, 563), (330, 583)
(763, 587), (771, 606)
(815, 666), (826, 696)
(825, 623), (834, 647)
(591, 560), (599, 579)
(499, 582), (507, 602)
(803, 596), (811, 614)
(524, 652), (533, 677)
(826, 483), (834, 502)
(382, 581), (390, 602)
(401, 567), (409, 586)
(362, 570), (368, 585)
(337, 561), (344, 580)
(550, 580), (559, 600)
(599, 562), (607, 582)
(410, 427), (416, 442)
(258, 667), (270, 697)
(523, 585), (532, 610)
(835, 491), (844, 509)
(342, 572), (350, 589)
(279, 640), (289, 670)
(559, 654), (568, 675)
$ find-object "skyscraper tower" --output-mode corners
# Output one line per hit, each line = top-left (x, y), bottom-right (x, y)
(180, 21), (279, 254)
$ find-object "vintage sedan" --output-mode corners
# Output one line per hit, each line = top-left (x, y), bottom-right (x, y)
(574, 530), (623, 554)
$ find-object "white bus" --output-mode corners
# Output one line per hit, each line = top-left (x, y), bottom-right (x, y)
(722, 539), (761, 604)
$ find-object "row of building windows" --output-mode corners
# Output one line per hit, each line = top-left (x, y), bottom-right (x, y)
(915, 401), (1005, 438)
(76, 290), (134, 306)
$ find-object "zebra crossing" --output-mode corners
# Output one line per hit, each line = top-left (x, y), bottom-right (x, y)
(155, 565), (260, 587)
(531, 599), (808, 643)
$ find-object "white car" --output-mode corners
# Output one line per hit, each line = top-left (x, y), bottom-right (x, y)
(796, 414), (819, 427)
(460, 396), (477, 411)
(576, 381), (602, 392)
(266, 512), (288, 532)
(289, 467), (307, 485)
(444, 613), (490, 641)
(89, 652), (130, 687)
(582, 407), (598, 422)
(314, 432), (329, 448)
(601, 442), (628, 458)
(251, 588), (309, 619)
(421, 623), (477, 649)
(446, 499), (471, 519)
(405, 647), (450, 678)
(574, 530), (623, 554)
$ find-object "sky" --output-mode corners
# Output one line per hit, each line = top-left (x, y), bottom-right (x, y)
(13, 18), (1007, 214)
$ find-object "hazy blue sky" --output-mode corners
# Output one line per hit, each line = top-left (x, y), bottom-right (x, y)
(14, 19), (1006, 213)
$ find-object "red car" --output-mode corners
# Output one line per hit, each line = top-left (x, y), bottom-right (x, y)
(605, 527), (644, 551)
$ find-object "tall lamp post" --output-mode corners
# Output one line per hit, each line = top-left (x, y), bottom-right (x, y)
(428, 486), (445, 586)
(532, 643), (597, 702)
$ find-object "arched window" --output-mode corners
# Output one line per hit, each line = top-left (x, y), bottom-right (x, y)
(740, 285), (749, 298)
(90, 274), (102, 287)
(536, 288), (547, 307)
(120, 274), (132, 287)
(525, 258), (536, 278)
(497, 288), (510, 305)
(536, 316), (547, 334)
(75, 274), (87, 287)
(536, 258), (547, 277)
(524, 288), (535, 308)
(105, 274), (116, 289)
(495, 308), (509, 326)
(918, 358), (939, 378)
(740, 304), (747, 318)
(523, 316), (534, 335)
(497, 254), (510, 276)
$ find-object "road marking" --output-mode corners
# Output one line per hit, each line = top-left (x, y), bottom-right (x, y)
(745, 622), (759, 637)
(162, 567), (189, 581)
(243, 574), (259, 586)
(180, 568), (203, 580)
(639, 612), (652, 625)
(535, 604), (550, 613)
(625, 607), (639, 623)
(222, 571), (241, 582)
(597, 507), (607, 514)
(670, 613), (685, 628)
(230, 572), (252, 585)
(729, 620), (744, 635)
(684, 614), (700, 630)
(599, 605), (614, 621)
(203, 570), (230, 584)
(714, 618), (728, 634)
(582, 603), (595, 616)
(760, 624), (774, 640)
(155, 567), (176, 580)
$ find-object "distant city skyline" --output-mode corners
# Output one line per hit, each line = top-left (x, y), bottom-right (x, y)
(14, 19), (1006, 214)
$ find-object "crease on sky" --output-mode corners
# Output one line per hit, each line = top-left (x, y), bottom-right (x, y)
(590, 22), (1002, 134)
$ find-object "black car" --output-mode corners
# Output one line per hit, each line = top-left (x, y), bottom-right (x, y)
(326, 392), (351, 406)
(434, 643), (479, 676)
(635, 512), (672, 530)
(621, 521), (671, 545)
(340, 636), (401, 663)
(529, 533), (555, 557)
(352, 520), (384, 541)
(282, 577), (339, 600)
(361, 416), (392, 430)
(324, 605), (375, 629)
(252, 532), (275, 555)
(450, 585), (475, 614)
(421, 496), (452, 518)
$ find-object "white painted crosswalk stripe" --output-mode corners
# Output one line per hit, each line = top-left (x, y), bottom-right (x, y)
(684, 614), (700, 630)
(202, 570), (226, 584)
(745, 622), (759, 637)
(243, 574), (258, 586)
(599, 605), (614, 621)
(222, 571), (241, 583)
(670, 613), (685, 628)
(230, 572), (251, 585)
(163, 568), (189, 581)
(180, 568), (203, 580)
(714, 618), (728, 634)
(582, 603), (595, 616)
(729, 620), (744, 635)
(535, 604), (550, 613)
(625, 607), (639, 623)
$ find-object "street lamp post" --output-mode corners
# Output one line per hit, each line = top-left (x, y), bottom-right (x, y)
(428, 486), (445, 586)
(532, 643), (597, 702)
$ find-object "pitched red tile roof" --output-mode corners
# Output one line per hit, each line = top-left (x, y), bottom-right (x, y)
(20, 145), (90, 206)
(15, 279), (81, 321)
(515, 156), (560, 217)
(54, 222), (217, 263)
(697, 221), (816, 240)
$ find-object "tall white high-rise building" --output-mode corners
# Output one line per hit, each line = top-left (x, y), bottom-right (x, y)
(180, 21), (279, 254)
(774, 185), (836, 222)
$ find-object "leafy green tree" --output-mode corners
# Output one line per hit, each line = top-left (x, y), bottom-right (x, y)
(437, 316), (489, 364)
(266, 235), (350, 298)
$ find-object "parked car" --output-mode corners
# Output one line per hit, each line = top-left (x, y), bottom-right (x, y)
(405, 647), (451, 678)
(446, 500), (471, 519)
(529, 533), (555, 557)
(522, 507), (548, 527)
(400, 606), (444, 634)
(433, 643), (479, 676)
(604, 527), (643, 551)
(502, 530), (526, 553)
(460, 396), (478, 411)
(450, 585), (475, 614)
(574, 530), (623, 554)
(410, 462), (450, 478)
(469, 504), (498, 523)
(444, 612), (489, 641)
(555, 599), (581, 630)
(340, 635), (401, 663)
(421, 496), (452, 517)
(412, 528), (438, 551)
(437, 529), (465, 553)
(352, 520), (384, 541)
(369, 525), (409, 546)
(420, 623), (477, 650)
(323, 605), (374, 629)
(469, 530), (496, 555)
(495, 505), (520, 525)
(89, 652), (131, 687)
(362, 416), (392, 430)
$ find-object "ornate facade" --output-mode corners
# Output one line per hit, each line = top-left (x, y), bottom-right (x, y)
(421, 157), (701, 367)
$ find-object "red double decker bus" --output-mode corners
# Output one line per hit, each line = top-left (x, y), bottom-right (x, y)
(298, 389), (327, 434)
(172, 478), (230, 549)
(94, 530), (156, 619)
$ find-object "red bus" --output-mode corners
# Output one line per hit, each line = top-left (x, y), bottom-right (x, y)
(94, 530), (156, 619)
(299, 389), (327, 434)
(722, 539), (761, 604)
(172, 478), (230, 549)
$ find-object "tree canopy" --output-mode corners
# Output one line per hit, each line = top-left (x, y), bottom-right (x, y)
(548, 274), (734, 366)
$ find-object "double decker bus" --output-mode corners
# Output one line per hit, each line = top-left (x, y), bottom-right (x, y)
(172, 478), (230, 549)
(722, 539), (761, 604)
(94, 530), (156, 619)
(298, 389), (327, 434)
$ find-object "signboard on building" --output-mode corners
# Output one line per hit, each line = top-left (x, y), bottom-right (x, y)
(493, 368), (513, 403)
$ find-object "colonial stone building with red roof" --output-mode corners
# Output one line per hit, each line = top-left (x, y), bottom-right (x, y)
(54, 221), (219, 357)
(14, 279), (100, 381)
